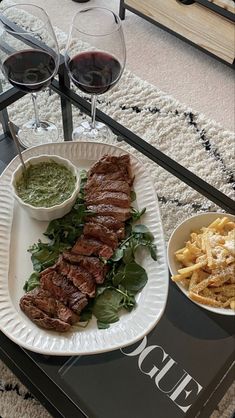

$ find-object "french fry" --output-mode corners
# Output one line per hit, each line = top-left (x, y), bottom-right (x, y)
(188, 271), (199, 291)
(225, 221), (235, 231)
(223, 297), (235, 308)
(178, 260), (207, 275)
(230, 300), (235, 310)
(203, 232), (213, 267)
(192, 277), (213, 293)
(172, 273), (191, 281)
(189, 291), (223, 307)
(186, 241), (202, 257)
(210, 284), (235, 297)
(208, 217), (226, 229)
(218, 217), (230, 229)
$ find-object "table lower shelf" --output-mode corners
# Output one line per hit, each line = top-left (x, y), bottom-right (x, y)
(120, 0), (235, 68)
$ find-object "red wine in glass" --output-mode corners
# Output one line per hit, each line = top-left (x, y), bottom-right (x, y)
(3, 49), (56, 93)
(65, 7), (126, 141)
(68, 51), (122, 95)
(0, 3), (60, 148)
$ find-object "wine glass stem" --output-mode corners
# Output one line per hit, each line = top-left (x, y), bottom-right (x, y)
(31, 93), (40, 129)
(91, 94), (97, 129)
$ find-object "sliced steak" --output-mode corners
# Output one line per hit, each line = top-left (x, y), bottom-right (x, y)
(116, 227), (125, 240)
(87, 204), (130, 222)
(88, 154), (132, 185)
(40, 269), (88, 314)
(85, 178), (131, 196)
(56, 259), (96, 297)
(83, 222), (118, 250)
(86, 216), (125, 240)
(86, 215), (124, 231)
(20, 289), (73, 332)
(89, 172), (130, 184)
(85, 191), (130, 208)
(72, 235), (113, 260)
(56, 303), (79, 325)
(21, 302), (71, 332)
(28, 288), (78, 324)
(63, 252), (106, 283)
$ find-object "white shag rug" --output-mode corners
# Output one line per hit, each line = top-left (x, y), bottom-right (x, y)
(0, 1), (234, 417)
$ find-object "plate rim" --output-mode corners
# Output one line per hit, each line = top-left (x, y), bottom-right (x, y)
(0, 141), (169, 355)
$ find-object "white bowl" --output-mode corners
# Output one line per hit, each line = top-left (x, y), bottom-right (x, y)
(167, 212), (235, 315)
(11, 154), (80, 221)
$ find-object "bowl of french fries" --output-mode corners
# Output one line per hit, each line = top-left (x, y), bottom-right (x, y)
(167, 212), (235, 315)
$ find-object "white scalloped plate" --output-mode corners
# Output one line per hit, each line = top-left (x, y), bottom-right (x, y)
(0, 141), (169, 355)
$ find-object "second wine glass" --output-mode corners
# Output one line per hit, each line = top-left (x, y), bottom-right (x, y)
(0, 4), (60, 148)
(65, 7), (126, 141)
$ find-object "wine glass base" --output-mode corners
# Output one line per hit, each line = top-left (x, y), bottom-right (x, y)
(72, 121), (113, 142)
(18, 119), (59, 148)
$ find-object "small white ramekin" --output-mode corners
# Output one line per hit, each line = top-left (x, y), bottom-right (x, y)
(11, 154), (80, 222)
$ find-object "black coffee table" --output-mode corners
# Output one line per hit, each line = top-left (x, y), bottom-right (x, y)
(0, 39), (235, 418)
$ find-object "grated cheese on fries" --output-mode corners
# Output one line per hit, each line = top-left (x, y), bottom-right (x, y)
(171, 216), (235, 310)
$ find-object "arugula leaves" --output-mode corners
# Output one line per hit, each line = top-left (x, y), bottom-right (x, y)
(44, 202), (87, 245)
(110, 223), (157, 263)
(130, 207), (146, 221)
(23, 272), (40, 292)
(93, 289), (124, 324)
(120, 262), (148, 293)
(28, 240), (69, 272)
(43, 170), (89, 247)
(27, 200), (87, 273)
(93, 287), (136, 329)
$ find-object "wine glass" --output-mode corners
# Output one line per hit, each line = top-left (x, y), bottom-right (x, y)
(0, 4), (60, 148)
(65, 7), (126, 141)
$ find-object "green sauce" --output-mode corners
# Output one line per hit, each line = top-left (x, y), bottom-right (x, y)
(16, 161), (76, 207)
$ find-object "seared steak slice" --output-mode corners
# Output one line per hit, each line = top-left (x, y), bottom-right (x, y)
(83, 222), (118, 250)
(86, 215), (125, 240)
(89, 172), (130, 184)
(88, 154), (132, 185)
(56, 259), (96, 297)
(72, 235), (113, 260)
(40, 270), (88, 314)
(85, 178), (131, 196)
(116, 227), (125, 240)
(63, 252), (106, 283)
(87, 204), (130, 222)
(86, 215), (123, 231)
(20, 289), (73, 332)
(85, 191), (130, 208)
(21, 302), (71, 332)
(27, 288), (78, 324)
